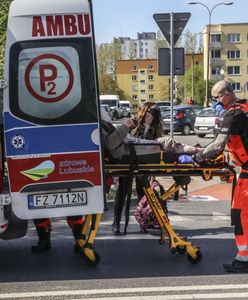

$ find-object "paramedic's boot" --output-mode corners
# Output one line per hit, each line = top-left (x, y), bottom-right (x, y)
(72, 223), (85, 253)
(112, 216), (121, 235)
(223, 260), (248, 273)
(31, 226), (51, 253)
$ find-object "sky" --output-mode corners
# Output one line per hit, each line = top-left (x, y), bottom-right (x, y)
(92, 0), (248, 44)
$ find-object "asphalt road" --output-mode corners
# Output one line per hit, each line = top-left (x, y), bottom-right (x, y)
(1, 129), (247, 299)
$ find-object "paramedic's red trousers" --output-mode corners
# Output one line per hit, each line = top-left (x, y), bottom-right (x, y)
(231, 171), (248, 262)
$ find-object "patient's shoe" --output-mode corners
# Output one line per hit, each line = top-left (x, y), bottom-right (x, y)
(223, 259), (248, 273)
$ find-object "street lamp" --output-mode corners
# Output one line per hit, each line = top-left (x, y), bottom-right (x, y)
(188, 1), (233, 107)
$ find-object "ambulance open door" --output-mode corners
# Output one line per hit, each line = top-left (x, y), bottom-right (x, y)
(3, 0), (104, 219)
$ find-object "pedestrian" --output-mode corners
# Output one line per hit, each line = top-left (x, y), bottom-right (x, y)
(31, 216), (84, 253)
(193, 80), (248, 273)
(112, 102), (164, 234)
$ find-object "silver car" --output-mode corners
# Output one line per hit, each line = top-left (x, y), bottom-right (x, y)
(194, 108), (216, 138)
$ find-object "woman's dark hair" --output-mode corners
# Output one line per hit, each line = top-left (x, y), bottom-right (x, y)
(132, 101), (164, 138)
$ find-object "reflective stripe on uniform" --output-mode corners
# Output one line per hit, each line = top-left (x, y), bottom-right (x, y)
(237, 245), (248, 251)
(236, 255), (248, 262)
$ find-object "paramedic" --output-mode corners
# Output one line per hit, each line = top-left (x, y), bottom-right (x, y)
(194, 80), (248, 273)
(32, 216), (84, 253)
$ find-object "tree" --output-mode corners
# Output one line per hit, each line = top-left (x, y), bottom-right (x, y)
(0, 0), (10, 78)
(96, 40), (126, 97)
(175, 64), (206, 105)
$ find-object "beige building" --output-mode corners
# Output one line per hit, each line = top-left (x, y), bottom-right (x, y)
(203, 23), (248, 97)
(116, 55), (203, 110)
(116, 59), (169, 111)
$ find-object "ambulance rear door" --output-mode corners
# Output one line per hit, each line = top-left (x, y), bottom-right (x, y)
(3, 0), (104, 219)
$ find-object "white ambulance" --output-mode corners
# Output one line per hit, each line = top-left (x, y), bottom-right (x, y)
(0, 0), (104, 263)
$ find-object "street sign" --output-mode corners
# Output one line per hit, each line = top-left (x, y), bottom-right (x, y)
(153, 13), (191, 46)
(158, 48), (185, 76)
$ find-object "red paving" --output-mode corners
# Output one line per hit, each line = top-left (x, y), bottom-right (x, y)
(189, 183), (232, 200)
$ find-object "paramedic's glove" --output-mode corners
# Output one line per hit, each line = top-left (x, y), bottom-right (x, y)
(178, 155), (194, 164)
(122, 118), (134, 130)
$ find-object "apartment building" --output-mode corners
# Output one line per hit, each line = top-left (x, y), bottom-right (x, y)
(116, 59), (169, 110)
(117, 32), (158, 60)
(203, 23), (248, 97)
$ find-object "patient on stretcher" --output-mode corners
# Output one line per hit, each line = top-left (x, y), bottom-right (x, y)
(101, 108), (203, 164)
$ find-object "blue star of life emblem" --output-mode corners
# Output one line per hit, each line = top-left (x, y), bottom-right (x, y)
(11, 135), (25, 149)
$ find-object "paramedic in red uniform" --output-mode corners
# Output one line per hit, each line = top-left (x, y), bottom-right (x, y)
(32, 216), (84, 253)
(194, 80), (248, 273)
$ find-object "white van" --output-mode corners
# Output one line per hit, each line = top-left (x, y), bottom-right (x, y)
(100, 95), (123, 119)
(120, 100), (131, 117)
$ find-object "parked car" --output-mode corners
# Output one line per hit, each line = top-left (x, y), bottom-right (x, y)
(161, 105), (197, 135)
(194, 108), (216, 138)
(213, 109), (227, 136)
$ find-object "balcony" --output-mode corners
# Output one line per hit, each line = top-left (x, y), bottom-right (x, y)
(210, 42), (222, 49)
(210, 58), (223, 65)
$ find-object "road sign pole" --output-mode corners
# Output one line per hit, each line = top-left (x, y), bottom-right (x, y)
(170, 13), (174, 139)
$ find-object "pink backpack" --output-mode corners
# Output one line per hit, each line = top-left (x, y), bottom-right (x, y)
(134, 179), (166, 231)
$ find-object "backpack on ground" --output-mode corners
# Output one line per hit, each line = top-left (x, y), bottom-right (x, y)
(134, 179), (167, 231)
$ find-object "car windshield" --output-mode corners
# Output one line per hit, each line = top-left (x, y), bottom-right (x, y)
(161, 109), (176, 118)
(198, 109), (216, 117)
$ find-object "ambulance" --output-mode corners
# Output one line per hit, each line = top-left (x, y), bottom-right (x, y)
(0, 0), (104, 264)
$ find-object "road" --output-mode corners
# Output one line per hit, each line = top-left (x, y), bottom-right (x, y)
(1, 130), (247, 299)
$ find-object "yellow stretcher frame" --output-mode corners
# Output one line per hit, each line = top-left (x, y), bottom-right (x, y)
(104, 154), (236, 264)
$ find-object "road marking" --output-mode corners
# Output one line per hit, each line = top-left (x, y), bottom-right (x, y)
(70, 293), (248, 299)
(2, 284), (248, 299)
(212, 211), (230, 221)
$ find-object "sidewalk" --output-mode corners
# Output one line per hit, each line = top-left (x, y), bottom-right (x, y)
(156, 175), (232, 201)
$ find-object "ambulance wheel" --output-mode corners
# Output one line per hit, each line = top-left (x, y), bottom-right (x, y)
(187, 249), (202, 264)
(84, 251), (100, 266)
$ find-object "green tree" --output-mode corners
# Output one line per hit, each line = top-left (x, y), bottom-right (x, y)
(0, 0), (10, 78)
(176, 64), (206, 105)
(96, 39), (126, 97)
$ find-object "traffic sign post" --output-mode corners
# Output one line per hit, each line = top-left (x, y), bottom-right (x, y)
(154, 12), (191, 138)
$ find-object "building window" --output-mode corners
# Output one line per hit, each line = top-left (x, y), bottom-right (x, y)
(227, 66), (240, 75)
(140, 89), (146, 94)
(132, 75), (137, 81)
(133, 104), (138, 110)
(149, 84), (154, 90)
(140, 70), (146, 75)
(231, 82), (241, 91)
(132, 65), (137, 72)
(148, 75), (154, 80)
(211, 34), (221, 43)
(132, 95), (138, 100)
(132, 85), (138, 92)
(227, 50), (240, 59)
(211, 50), (221, 58)
(149, 94), (154, 100)
(211, 66), (221, 75)
(140, 79), (145, 84)
(227, 33), (240, 43)
(141, 99), (146, 104)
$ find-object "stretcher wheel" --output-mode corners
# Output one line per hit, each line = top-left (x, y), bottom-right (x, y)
(83, 250), (100, 266)
(186, 249), (202, 264)
(170, 246), (185, 255)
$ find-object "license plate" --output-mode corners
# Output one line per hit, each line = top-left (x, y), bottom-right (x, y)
(199, 127), (208, 130)
(28, 191), (87, 210)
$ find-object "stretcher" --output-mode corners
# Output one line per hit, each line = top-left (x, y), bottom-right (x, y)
(104, 153), (236, 264)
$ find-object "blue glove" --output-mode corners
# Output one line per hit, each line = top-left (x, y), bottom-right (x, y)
(178, 155), (194, 164)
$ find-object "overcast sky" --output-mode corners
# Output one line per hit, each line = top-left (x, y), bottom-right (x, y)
(93, 0), (248, 44)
